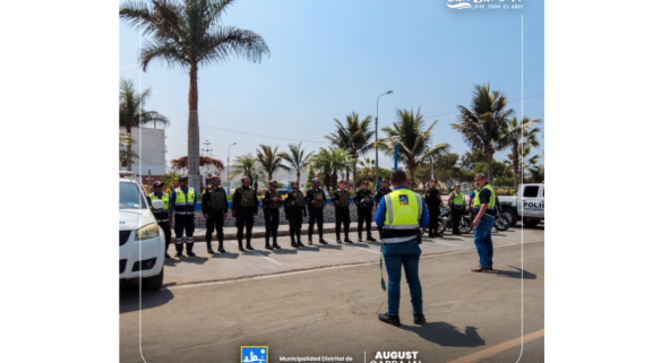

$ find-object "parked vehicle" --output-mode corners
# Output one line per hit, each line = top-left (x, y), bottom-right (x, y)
(436, 206), (473, 235)
(493, 205), (511, 231)
(119, 175), (165, 290)
(497, 183), (545, 228)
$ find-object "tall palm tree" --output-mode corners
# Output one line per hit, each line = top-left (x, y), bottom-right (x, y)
(512, 144), (540, 182)
(229, 153), (265, 187)
(256, 145), (291, 181)
(278, 143), (313, 187)
(119, 78), (169, 171)
(452, 83), (515, 181)
(119, 132), (139, 167)
(161, 171), (181, 189)
(326, 112), (375, 191)
(311, 147), (353, 191)
(503, 116), (541, 188)
(379, 107), (450, 189)
(357, 157), (376, 181)
(120, 0), (270, 190)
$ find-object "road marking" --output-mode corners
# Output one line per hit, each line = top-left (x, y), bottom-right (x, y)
(168, 239), (544, 290)
(226, 241), (283, 266)
(354, 247), (380, 254)
(444, 328), (544, 363)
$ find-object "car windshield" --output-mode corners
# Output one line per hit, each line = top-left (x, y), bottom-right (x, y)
(120, 181), (147, 209)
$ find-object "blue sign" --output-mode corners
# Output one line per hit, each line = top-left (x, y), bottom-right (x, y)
(241, 346), (268, 363)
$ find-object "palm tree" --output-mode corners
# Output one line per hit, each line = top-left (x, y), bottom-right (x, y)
(120, 0), (270, 190)
(278, 143), (313, 187)
(452, 83), (515, 181)
(119, 78), (169, 171)
(161, 171), (181, 189)
(119, 132), (139, 167)
(256, 145), (291, 181)
(513, 144), (540, 181)
(502, 116), (541, 188)
(326, 112), (375, 191)
(310, 147), (353, 191)
(229, 153), (265, 187)
(357, 157), (376, 181)
(379, 107), (450, 189)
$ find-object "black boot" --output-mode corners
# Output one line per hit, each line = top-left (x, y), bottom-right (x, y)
(265, 236), (273, 250)
(272, 237), (281, 249)
(238, 240), (245, 252)
(297, 236), (304, 248)
(291, 235), (297, 247)
(218, 240), (226, 253)
(246, 240), (255, 251)
(413, 313), (426, 325)
(206, 240), (214, 254)
(336, 234), (342, 244)
(175, 243), (184, 257)
(344, 234), (353, 243)
(186, 243), (196, 257)
(366, 233), (376, 242)
(358, 233), (363, 242)
(378, 313), (401, 327)
(319, 234), (327, 244)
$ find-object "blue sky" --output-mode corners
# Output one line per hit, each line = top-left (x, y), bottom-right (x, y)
(119, 0), (544, 173)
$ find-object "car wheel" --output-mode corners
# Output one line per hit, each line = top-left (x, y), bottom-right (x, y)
(502, 207), (518, 227)
(143, 267), (164, 291)
(523, 218), (540, 228)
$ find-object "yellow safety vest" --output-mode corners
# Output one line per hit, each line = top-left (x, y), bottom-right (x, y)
(473, 184), (496, 208)
(452, 192), (464, 206)
(382, 188), (423, 243)
(148, 192), (170, 222)
(173, 187), (196, 215)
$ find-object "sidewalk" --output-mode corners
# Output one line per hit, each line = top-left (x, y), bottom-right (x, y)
(188, 222), (361, 241)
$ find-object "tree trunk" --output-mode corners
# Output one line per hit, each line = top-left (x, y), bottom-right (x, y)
(512, 141), (520, 188)
(296, 171), (301, 187)
(352, 162), (357, 191)
(126, 126), (132, 172)
(408, 162), (416, 190)
(486, 149), (493, 183)
(187, 65), (200, 192)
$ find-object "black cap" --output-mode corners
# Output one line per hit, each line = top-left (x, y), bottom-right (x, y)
(178, 176), (189, 182)
(212, 176), (221, 181)
(312, 178), (320, 183)
(361, 180), (369, 185)
(339, 180), (347, 184)
(381, 179), (389, 183)
(241, 176), (250, 183)
(153, 181), (164, 187)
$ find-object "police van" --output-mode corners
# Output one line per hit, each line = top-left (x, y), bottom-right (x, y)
(119, 172), (165, 290)
(497, 183), (545, 228)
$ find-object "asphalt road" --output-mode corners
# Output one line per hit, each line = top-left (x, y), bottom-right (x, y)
(120, 226), (544, 363)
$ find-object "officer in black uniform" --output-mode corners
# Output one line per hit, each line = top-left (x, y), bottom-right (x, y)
(201, 175), (228, 254)
(147, 181), (172, 258)
(425, 179), (443, 238)
(284, 181), (307, 248)
(332, 180), (352, 244)
(261, 180), (283, 250)
(232, 176), (259, 251)
(354, 180), (376, 242)
(305, 178), (328, 245)
(374, 179), (392, 240)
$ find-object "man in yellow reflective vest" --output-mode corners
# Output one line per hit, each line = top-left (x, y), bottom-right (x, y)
(471, 173), (496, 272)
(148, 181), (171, 259)
(374, 170), (430, 327)
(169, 175), (197, 257)
(448, 183), (465, 236)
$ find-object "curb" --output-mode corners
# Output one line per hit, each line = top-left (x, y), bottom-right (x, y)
(190, 226), (361, 242)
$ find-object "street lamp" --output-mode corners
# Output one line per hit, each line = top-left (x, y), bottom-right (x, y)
(227, 142), (237, 194)
(375, 90), (393, 189)
(391, 136), (401, 170)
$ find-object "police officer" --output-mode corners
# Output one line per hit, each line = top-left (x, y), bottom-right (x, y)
(375, 179), (392, 240)
(332, 180), (352, 244)
(354, 180), (376, 242)
(471, 173), (496, 272)
(425, 180), (442, 238)
(202, 175), (228, 254)
(284, 181), (307, 248)
(448, 183), (465, 236)
(375, 170), (429, 326)
(305, 178), (328, 245)
(148, 181), (171, 259)
(169, 176), (197, 257)
(232, 176), (259, 251)
(261, 180), (283, 250)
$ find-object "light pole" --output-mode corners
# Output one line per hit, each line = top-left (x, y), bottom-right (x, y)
(227, 142), (237, 194)
(375, 90), (393, 189)
(391, 136), (401, 170)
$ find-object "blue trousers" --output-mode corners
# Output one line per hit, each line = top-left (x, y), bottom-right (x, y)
(383, 239), (423, 316)
(473, 214), (495, 268)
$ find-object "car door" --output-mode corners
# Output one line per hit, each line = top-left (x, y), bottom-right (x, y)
(520, 185), (544, 219)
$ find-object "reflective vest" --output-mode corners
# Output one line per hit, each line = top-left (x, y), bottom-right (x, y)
(206, 187), (227, 210)
(263, 190), (282, 209)
(148, 192), (170, 222)
(473, 184), (496, 209)
(452, 191), (464, 207)
(382, 188), (423, 243)
(288, 190), (306, 208)
(239, 188), (256, 208)
(173, 187), (196, 215)
(335, 190), (350, 208)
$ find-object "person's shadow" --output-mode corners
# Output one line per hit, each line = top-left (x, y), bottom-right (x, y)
(400, 322), (485, 347)
(495, 266), (537, 280)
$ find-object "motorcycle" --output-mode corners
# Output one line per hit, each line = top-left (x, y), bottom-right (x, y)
(423, 205), (473, 236)
(465, 205), (510, 232)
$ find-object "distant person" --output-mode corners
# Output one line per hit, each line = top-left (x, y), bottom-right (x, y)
(375, 180), (392, 240)
(305, 178), (328, 245)
(201, 176), (228, 254)
(425, 180), (442, 238)
(232, 177), (259, 251)
(169, 176), (197, 257)
(147, 181), (172, 259)
(261, 180), (283, 250)
(332, 180), (352, 244)
(471, 173), (496, 272)
(354, 181), (376, 242)
(284, 181), (307, 248)
(448, 184), (465, 236)
(375, 170), (429, 326)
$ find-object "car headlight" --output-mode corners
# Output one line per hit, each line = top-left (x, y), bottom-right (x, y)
(135, 223), (159, 241)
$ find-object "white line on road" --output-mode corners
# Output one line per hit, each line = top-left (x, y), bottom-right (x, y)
(226, 241), (283, 266)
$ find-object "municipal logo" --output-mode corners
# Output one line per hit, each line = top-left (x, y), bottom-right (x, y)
(241, 346), (268, 363)
(399, 194), (409, 206)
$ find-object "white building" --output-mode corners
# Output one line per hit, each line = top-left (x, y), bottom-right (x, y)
(119, 127), (166, 177)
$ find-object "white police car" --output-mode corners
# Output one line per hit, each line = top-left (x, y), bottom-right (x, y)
(119, 175), (165, 290)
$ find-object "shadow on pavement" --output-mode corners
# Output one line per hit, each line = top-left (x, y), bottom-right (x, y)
(177, 255), (209, 265)
(400, 322), (485, 347)
(164, 258), (178, 267)
(119, 288), (174, 314)
(211, 252), (240, 259)
(272, 248), (298, 255)
(495, 266), (537, 280)
(319, 244), (343, 250)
